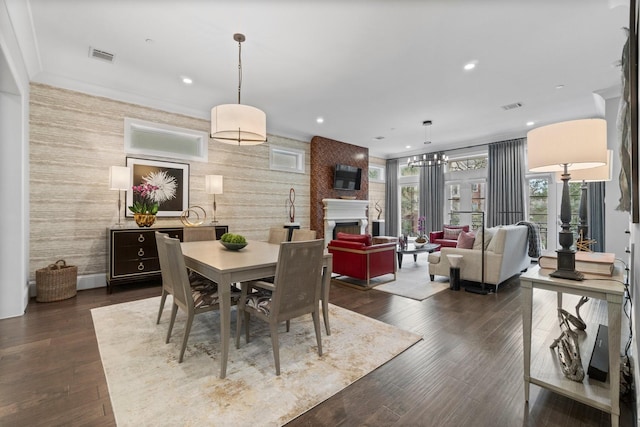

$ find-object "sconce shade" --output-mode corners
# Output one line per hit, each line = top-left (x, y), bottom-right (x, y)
(556, 149), (613, 182)
(205, 175), (224, 194)
(211, 104), (266, 145)
(109, 166), (131, 190)
(527, 118), (607, 172)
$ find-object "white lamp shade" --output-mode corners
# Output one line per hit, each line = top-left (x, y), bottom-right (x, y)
(205, 175), (223, 194)
(109, 166), (131, 190)
(210, 104), (266, 145)
(556, 149), (613, 182)
(527, 118), (607, 172)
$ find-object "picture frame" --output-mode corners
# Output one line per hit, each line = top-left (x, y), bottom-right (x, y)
(125, 157), (189, 217)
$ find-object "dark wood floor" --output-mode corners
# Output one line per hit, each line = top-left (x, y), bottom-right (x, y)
(0, 277), (635, 426)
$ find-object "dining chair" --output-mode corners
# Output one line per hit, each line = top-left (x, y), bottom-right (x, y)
(155, 232), (240, 362)
(268, 227), (288, 243)
(235, 239), (325, 375)
(291, 229), (317, 241)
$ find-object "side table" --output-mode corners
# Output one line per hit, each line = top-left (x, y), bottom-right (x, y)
(520, 265), (624, 427)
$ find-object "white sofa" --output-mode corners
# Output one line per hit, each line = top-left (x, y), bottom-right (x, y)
(427, 224), (531, 290)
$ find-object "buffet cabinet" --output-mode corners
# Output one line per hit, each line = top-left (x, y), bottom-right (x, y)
(106, 225), (228, 292)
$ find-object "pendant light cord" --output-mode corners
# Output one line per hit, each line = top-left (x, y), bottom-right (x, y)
(237, 38), (242, 104)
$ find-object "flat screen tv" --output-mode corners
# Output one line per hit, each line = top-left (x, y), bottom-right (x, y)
(333, 164), (362, 190)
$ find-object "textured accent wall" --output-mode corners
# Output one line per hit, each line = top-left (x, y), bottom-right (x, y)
(29, 83), (310, 280)
(309, 136), (368, 239)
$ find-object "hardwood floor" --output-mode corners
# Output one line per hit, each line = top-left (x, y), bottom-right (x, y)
(0, 277), (635, 426)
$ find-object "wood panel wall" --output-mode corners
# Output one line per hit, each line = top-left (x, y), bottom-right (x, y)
(29, 83), (310, 280)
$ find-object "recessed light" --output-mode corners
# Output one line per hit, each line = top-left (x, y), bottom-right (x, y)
(316, 117), (324, 124)
(373, 136), (385, 141)
(526, 121), (535, 126)
(181, 76), (193, 85)
(406, 145), (411, 149)
(464, 60), (478, 71)
(555, 84), (565, 90)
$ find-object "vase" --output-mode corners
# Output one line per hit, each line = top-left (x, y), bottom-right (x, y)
(134, 213), (156, 227)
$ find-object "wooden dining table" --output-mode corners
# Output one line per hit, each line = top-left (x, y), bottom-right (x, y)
(180, 239), (333, 379)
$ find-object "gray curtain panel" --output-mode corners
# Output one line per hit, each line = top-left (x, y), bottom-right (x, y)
(385, 159), (399, 236)
(419, 161), (445, 235)
(588, 181), (606, 252)
(487, 138), (526, 227)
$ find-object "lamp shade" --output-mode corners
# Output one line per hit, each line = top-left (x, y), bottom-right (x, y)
(527, 118), (607, 172)
(556, 149), (613, 182)
(205, 175), (223, 194)
(210, 104), (266, 145)
(109, 166), (131, 190)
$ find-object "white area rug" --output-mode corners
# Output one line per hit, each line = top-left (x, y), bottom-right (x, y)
(92, 296), (421, 427)
(375, 280), (449, 301)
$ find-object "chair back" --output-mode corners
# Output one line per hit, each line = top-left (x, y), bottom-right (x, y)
(268, 227), (288, 244)
(183, 227), (217, 242)
(271, 239), (324, 321)
(155, 232), (194, 311)
(291, 229), (317, 241)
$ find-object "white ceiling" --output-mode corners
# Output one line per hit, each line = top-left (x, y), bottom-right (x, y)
(9, 0), (630, 158)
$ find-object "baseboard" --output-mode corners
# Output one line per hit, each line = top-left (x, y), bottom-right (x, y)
(29, 273), (106, 297)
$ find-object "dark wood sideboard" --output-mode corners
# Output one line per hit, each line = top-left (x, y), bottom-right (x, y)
(106, 225), (228, 292)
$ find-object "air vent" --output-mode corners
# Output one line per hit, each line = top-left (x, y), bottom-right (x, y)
(501, 102), (523, 111)
(89, 47), (115, 63)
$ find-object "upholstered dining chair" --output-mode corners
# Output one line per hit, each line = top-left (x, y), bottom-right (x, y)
(291, 229), (317, 241)
(155, 232), (240, 362)
(268, 227), (288, 243)
(235, 239), (325, 375)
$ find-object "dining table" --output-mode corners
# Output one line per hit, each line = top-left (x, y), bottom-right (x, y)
(180, 239), (333, 379)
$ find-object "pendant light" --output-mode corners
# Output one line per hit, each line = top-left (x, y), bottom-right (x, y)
(211, 33), (267, 145)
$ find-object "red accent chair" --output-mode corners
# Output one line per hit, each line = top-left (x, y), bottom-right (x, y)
(429, 225), (470, 248)
(327, 232), (396, 289)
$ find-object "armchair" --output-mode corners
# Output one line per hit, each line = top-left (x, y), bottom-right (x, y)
(327, 232), (396, 289)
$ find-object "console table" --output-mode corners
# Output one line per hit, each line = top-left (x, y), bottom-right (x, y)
(106, 224), (228, 292)
(520, 265), (624, 427)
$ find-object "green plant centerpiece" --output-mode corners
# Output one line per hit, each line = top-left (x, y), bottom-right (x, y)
(220, 233), (248, 251)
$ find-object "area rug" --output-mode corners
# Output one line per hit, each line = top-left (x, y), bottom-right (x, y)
(375, 280), (449, 301)
(91, 296), (421, 427)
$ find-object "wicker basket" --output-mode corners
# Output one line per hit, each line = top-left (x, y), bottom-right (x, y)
(36, 259), (78, 302)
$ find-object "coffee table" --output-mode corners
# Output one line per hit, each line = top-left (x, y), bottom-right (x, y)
(396, 242), (440, 268)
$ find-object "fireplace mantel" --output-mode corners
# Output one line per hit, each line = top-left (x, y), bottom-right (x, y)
(322, 198), (369, 246)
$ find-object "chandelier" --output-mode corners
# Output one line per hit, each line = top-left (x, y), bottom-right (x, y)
(407, 152), (448, 167)
(210, 33), (267, 145)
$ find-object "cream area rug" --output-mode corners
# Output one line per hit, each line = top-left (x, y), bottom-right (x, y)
(91, 296), (421, 427)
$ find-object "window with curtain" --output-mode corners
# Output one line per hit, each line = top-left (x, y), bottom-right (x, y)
(399, 164), (420, 235)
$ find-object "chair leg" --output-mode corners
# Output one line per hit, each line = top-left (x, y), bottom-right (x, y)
(179, 312), (194, 363)
(166, 303), (178, 344)
(236, 284), (249, 349)
(286, 320), (290, 332)
(322, 299), (331, 335)
(312, 310), (323, 356)
(269, 322), (281, 375)
(157, 289), (168, 324)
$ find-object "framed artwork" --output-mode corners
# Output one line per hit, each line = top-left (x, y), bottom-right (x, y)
(125, 157), (189, 217)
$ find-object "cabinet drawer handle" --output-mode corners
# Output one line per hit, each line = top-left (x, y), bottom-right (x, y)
(138, 234), (145, 243)
(138, 248), (145, 257)
(137, 262), (145, 271)
(173, 234), (179, 238)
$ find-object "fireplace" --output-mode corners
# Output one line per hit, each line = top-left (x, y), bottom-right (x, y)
(322, 199), (369, 246)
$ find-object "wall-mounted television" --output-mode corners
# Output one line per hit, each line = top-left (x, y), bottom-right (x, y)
(333, 164), (362, 190)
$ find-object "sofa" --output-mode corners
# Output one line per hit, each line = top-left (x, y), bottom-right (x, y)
(429, 225), (470, 248)
(327, 232), (396, 289)
(428, 224), (530, 289)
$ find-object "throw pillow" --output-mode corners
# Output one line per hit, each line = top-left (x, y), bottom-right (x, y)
(456, 231), (475, 249)
(336, 232), (372, 246)
(472, 227), (496, 250)
(443, 226), (464, 240)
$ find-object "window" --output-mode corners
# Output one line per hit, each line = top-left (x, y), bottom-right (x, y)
(527, 177), (550, 249)
(446, 181), (485, 228)
(124, 118), (208, 162)
(269, 145), (305, 173)
(400, 184), (419, 235)
(447, 156), (487, 172)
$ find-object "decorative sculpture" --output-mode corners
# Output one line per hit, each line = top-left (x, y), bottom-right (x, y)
(375, 200), (382, 220)
(550, 308), (585, 382)
(288, 188), (296, 222)
(180, 206), (207, 227)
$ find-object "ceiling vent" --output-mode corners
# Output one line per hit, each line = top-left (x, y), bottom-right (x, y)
(501, 102), (523, 111)
(89, 47), (115, 63)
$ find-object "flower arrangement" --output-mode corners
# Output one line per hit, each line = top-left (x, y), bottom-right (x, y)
(128, 170), (178, 215)
(415, 216), (428, 244)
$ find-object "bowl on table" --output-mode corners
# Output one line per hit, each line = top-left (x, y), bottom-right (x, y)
(220, 241), (248, 251)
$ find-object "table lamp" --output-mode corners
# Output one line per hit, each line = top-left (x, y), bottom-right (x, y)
(205, 175), (223, 223)
(109, 166), (131, 226)
(556, 149), (612, 250)
(527, 118), (607, 280)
